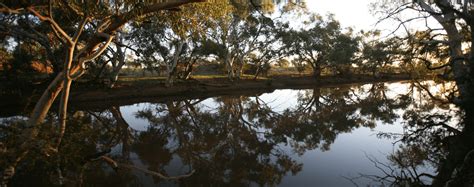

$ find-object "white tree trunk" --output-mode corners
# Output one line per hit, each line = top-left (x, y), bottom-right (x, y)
(225, 52), (235, 80)
(166, 41), (185, 87)
(109, 32), (127, 88)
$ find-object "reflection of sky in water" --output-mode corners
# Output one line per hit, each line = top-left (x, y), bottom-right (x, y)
(255, 89), (301, 112)
(120, 102), (154, 131)
(120, 89), (302, 131)
(279, 121), (404, 186)
(113, 81), (450, 186)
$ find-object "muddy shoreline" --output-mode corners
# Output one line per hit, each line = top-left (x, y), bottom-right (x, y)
(69, 74), (411, 109)
(0, 75), (411, 116)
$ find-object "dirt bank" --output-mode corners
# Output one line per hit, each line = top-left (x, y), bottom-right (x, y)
(68, 74), (411, 109)
(0, 74), (411, 115)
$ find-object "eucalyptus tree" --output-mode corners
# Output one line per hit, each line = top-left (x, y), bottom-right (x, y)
(0, 0), (306, 183)
(241, 13), (290, 79)
(128, 0), (233, 86)
(281, 14), (360, 78)
(198, 5), (244, 80)
(200, 0), (301, 80)
(373, 0), (473, 105)
(372, 1), (474, 185)
(359, 31), (403, 76)
(0, 0), (206, 183)
(82, 28), (133, 88)
(103, 30), (131, 88)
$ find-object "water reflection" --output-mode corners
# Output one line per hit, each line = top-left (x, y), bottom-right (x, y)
(0, 81), (472, 186)
(365, 81), (474, 186)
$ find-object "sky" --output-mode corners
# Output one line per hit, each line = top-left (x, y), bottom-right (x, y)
(305, 0), (379, 31)
(303, 0), (435, 36)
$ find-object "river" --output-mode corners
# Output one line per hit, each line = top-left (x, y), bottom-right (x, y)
(0, 81), (466, 186)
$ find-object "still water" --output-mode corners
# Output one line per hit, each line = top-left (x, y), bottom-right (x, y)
(1, 81), (463, 186)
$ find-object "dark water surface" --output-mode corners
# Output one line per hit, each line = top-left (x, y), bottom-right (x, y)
(1, 81), (464, 186)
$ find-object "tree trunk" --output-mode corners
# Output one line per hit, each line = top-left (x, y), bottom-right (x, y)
(2, 62), (70, 185)
(432, 108), (474, 186)
(465, 21), (474, 107)
(111, 106), (131, 159)
(166, 42), (185, 87)
(29, 71), (65, 126)
(236, 56), (245, 79)
(56, 45), (76, 149)
(445, 24), (470, 103)
(253, 66), (261, 80)
(1, 1), (201, 184)
(183, 60), (194, 80)
(225, 53), (235, 81)
(313, 65), (321, 79)
(56, 77), (72, 149)
(109, 32), (127, 88)
(372, 66), (378, 78)
(166, 69), (177, 87)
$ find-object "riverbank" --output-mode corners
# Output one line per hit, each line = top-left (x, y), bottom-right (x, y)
(0, 74), (411, 115)
(69, 74), (411, 109)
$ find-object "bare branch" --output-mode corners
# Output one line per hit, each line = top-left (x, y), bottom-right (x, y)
(72, 16), (89, 44)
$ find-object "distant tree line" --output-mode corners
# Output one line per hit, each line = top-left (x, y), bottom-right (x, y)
(1, 0), (425, 89)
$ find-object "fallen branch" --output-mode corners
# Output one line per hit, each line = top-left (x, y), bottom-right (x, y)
(101, 156), (195, 180)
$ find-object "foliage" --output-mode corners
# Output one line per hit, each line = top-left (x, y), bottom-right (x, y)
(281, 14), (360, 78)
(358, 31), (403, 76)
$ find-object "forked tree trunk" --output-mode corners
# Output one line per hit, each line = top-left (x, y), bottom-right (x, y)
(56, 45), (76, 149)
(415, 0), (470, 103)
(56, 77), (72, 148)
(3, 65), (74, 185)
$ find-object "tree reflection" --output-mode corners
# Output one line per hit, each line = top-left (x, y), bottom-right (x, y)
(2, 82), (472, 186)
(130, 83), (411, 185)
(356, 81), (474, 186)
(134, 98), (302, 186)
(0, 108), (142, 186)
(272, 83), (408, 153)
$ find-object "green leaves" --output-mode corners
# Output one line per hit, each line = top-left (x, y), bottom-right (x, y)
(281, 14), (359, 76)
(359, 32), (404, 75)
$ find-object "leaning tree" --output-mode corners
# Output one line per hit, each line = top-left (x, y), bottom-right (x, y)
(374, 0), (474, 185)
(0, 0), (305, 183)
(0, 0), (206, 183)
(374, 0), (473, 105)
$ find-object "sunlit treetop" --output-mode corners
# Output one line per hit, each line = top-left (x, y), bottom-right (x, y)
(160, 0), (235, 39)
(1, 0), (304, 13)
